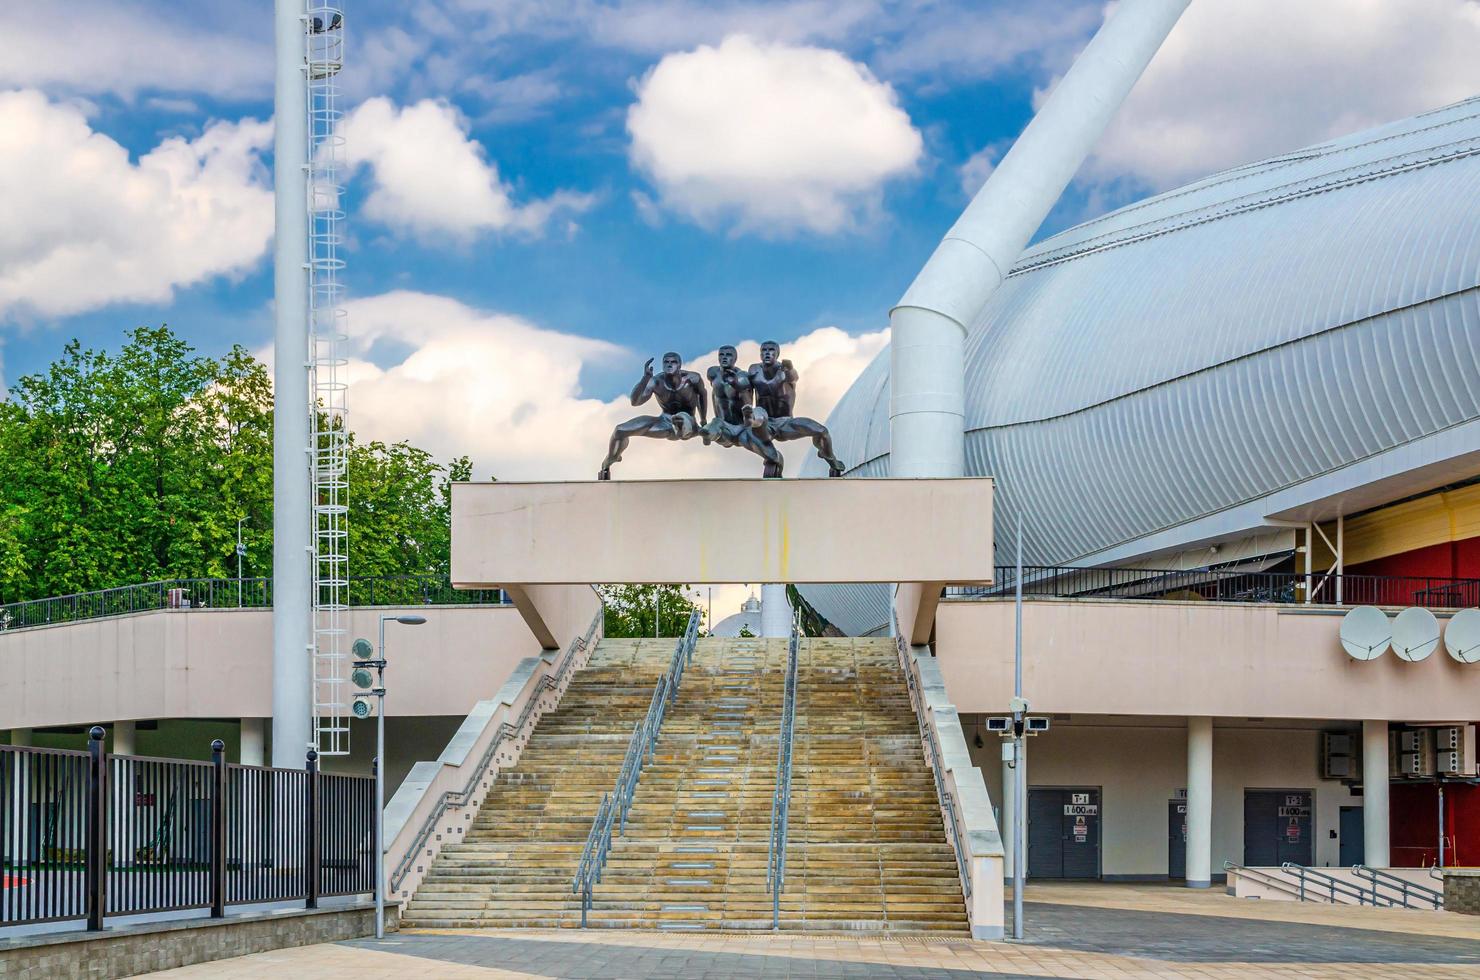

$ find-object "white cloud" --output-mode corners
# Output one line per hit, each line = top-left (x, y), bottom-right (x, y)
(958, 145), (1000, 198)
(627, 35), (922, 234)
(337, 290), (886, 482)
(0, 90), (272, 319)
(341, 97), (593, 240)
(0, 3), (269, 100)
(1084, 0), (1480, 189)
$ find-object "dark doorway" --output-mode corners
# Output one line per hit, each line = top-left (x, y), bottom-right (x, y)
(1169, 799), (1187, 879)
(1028, 788), (1101, 879)
(1339, 806), (1364, 866)
(1244, 789), (1313, 866)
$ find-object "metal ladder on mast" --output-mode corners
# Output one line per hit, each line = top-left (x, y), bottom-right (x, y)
(305, 3), (350, 755)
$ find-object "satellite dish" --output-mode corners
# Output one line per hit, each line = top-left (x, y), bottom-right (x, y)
(1391, 606), (1440, 662)
(1445, 608), (1480, 664)
(1339, 606), (1391, 661)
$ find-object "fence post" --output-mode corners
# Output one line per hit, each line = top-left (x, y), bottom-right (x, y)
(305, 750), (320, 909)
(85, 726), (107, 931)
(211, 739), (226, 918)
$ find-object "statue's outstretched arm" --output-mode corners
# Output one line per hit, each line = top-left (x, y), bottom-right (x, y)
(629, 358), (656, 406)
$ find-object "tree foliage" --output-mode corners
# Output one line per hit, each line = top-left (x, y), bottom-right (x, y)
(0, 326), (471, 604)
(598, 584), (703, 638)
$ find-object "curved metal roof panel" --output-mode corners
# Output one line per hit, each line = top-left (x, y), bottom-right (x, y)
(801, 98), (1480, 633)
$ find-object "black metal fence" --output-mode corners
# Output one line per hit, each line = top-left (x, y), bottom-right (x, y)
(0, 575), (508, 632)
(952, 565), (1480, 608)
(0, 730), (374, 930)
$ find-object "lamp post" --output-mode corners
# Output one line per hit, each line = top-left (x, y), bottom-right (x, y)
(353, 613), (426, 940)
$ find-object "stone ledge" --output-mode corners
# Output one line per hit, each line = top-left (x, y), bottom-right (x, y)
(0, 901), (396, 979)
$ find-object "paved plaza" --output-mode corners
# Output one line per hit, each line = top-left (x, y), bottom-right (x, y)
(156, 883), (1480, 978)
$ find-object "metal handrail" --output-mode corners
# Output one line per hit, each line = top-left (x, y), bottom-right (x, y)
(1224, 861), (1307, 901)
(1280, 862), (1381, 905)
(950, 565), (1480, 609)
(572, 610), (700, 926)
(892, 609), (972, 902)
(1352, 864), (1443, 909)
(767, 609), (802, 930)
(0, 574), (508, 632)
(388, 610), (600, 893)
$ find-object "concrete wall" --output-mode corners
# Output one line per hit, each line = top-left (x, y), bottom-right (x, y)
(937, 598), (1480, 722)
(968, 721), (1360, 876)
(0, 605), (539, 731)
(451, 478), (994, 585)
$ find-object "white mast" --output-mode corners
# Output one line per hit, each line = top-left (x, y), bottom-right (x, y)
(271, 0), (313, 767)
(273, 1), (351, 764)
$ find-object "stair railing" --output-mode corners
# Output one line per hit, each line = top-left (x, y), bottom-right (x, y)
(892, 608), (972, 904)
(1351, 865), (1443, 909)
(767, 608), (802, 930)
(1224, 861), (1307, 901)
(572, 610), (701, 926)
(1279, 862), (1381, 905)
(388, 609), (601, 894)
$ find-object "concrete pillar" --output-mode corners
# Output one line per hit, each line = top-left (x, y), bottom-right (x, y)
(1186, 716), (1213, 888)
(760, 584), (791, 638)
(9, 729), (32, 863)
(241, 718), (266, 767)
(1364, 720), (1390, 867)
(112, 720), (136, 756)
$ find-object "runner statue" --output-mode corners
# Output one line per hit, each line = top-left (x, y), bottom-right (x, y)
(597, 352), (707, 480)
(704, 344), (788, 476)
(748, 340), (846, 477)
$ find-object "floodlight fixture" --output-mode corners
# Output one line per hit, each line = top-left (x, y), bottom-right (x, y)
(351, 697), (373, 719)
(352, 637), (374, 659)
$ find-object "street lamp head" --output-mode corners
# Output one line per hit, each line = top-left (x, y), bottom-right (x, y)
(395, 614), (427, 626)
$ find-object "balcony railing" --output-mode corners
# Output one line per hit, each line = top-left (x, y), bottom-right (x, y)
(0, 575), (508, 633)
(950, 566), (1480, 608)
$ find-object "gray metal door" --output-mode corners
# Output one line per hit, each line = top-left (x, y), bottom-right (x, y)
(1028, 788), (1101, 879)
(1169, 800), (1187, 879)
(1244, 790), (1313, 866)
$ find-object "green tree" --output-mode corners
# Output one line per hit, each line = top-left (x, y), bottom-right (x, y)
(598, 584), (703, 638)
(0, 325), (471, 606)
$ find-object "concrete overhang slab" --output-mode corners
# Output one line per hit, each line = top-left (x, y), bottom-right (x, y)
(450, 478), (994, 587)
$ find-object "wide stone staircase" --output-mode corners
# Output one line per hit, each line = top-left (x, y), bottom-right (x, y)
(402, 634), (968, 933)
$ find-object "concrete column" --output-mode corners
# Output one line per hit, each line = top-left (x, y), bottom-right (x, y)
(112, 720), (136, 756)
(9, 729), (32, 863)
(241, 718), (266, 767)
(1363, 720), (1390, 867)
(1186, 716), (1213, 888)
(760, 584), (791, 638)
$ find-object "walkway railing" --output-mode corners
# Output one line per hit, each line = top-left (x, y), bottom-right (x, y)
(572, 611), (700, 927)
(1, 731), (371, 930)
(387, 610), (601, 894)
(0, 575), (508, 632)
(1352, 864), (1443, 909)
(767, 610), (802, 930)
(951, 565), (1480, 608)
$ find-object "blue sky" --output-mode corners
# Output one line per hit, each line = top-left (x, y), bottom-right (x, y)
(4, 0), (1480, 483)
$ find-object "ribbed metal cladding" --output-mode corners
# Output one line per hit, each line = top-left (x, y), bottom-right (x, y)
(799, 98), (1480, 636)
